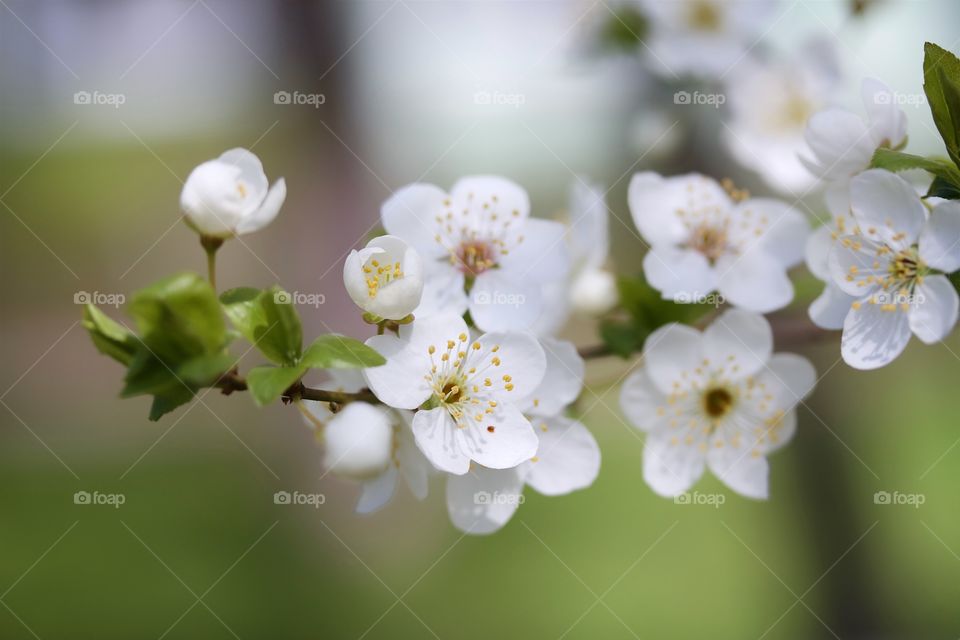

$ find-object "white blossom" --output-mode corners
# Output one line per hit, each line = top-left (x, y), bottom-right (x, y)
(343, 235), (424, 320)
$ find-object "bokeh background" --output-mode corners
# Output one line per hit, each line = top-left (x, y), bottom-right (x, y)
(2, 1), (960, 638)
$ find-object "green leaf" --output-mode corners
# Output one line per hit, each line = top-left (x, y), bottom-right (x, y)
(927, 175), (960, 199)
(618, 274), (714, 329)
(301, 335), (386, 370)
(246, 365), (304, 407)
(870, 148), (960, 186)
(598, 5), (648, 51)
(177, 353), (238, 386)
(129, 272), (227, 362)
(82, 304), (137, 366)
(247, 287), (302, 366)
(120, 349), (184, 398)
(599, 320), (644, 359)
(220, 287), (265, 345)
(148, 386), (195, 422)
(924, 42), (960, 167)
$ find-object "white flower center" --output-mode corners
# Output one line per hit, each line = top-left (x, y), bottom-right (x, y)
(432, 192), (525, 275)
(842, 238), (927, 313)
(423, 333), (516, 428)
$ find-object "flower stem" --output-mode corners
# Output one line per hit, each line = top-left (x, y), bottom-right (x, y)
(200, 236), (224, 290)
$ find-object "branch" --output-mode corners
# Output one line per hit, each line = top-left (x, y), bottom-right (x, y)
(214, 371), (379, 405)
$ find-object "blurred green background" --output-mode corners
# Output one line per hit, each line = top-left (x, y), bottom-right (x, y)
(2, 1), (959, 638)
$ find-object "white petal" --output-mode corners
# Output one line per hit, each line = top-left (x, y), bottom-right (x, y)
(412, 407), (470, 474)
(323, 402), (393, 479)
(236, 178), (285, 235)
(628, 172), (732, 247)
(805, 224), (834, 280)
(519, 338), (583, 417)
(499, 218), (570, 283)
(824, 181), (851, 219)
(919, 201), (960, 273)
(471, 331), (546, 401)
(909, 275), (959, 344)
(363, 335), (432, 410)
(642, 432), (705, 498)
(716, 251), (794, 313)
(567, 179), (609, 270)
(468, 271), (543, 332)
(414, 265), (468, 320)
(457, 401), (539, 469)
(524, 417), (600, 496)
(619, 367), (668, 432)
(849, 169), (926, 247)
(356, 466), (398, 515)
(381, 183), (450, 259)
(180, 160), (246, 237)
(707, 446), (769, 500)
(450, 175), (530, 221)
(703, 309), (772, 380)
(395, 415), (430, 500)
(827, 237), (889, 297)
(760, 353), (817, 408)
(397, 313), (470, 352)
(641, 323), (703, 395)
(809, 284), (856, 330)
(218, 148), (268, 199)
(731, 199), (809, 269)
(802, 108), (874, 179)
(841, 300), (912, 369)
(446, 466), (525, 535)
(643, 246), (717, 302)
(862, 77), (907, 149)
(569, 268), (618, 315)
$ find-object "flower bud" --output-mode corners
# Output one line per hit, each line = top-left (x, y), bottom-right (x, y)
(569, 268), (617, 315)
(180, 148), (286, 239)
(323, 403), (394, 479)
(343, 235), (423, 320)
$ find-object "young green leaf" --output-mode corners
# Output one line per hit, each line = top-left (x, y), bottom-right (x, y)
(148, 386), (195, 422)
(220, 287), (265, 345)
(82, 304), (137, 366)
(246, 365), (304, 406)
(253, 287), (303, 366)
(301, 335), (386, 370)
(923, 42), (960, 167)
(177, 353), (238, 386)
(870, 148), (960, 186)
(927, 175), (960, 199)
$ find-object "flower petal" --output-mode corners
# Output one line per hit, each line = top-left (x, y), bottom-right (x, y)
(470, 331), (546, 401)
(716, 250), (794, 313)
(499, 218), (570, 283)
(469, 271), (543, 332)
(628, 172), (732, 247)
(643, 246), (717, 302)
(802, 108), (874, 179)
(414, 265), (468, 320)
(412, 407), (470, 474)
(642, 431), (705, 498)
(236, 178), (286, 235)
(805, 224), (834, 280)
(909, 274), (959, 344)
(457, 401), (539, 470)
(356, 466), (398, 515)
(849, 169), (926, 247)
(363, 334), (432, 410)
(519, 338), (583, 417)
(760, 353), (817, 408)
(524, 416), (600, 496)
(641, 323), (703, 395)
(827, 236), (889, 297)
(446, 466), (525, 535)
(381, 183), (450, 259)
(218, 147), (268, 200)
(919, 201), (960, 273)
(729, 198), (809, 269)
(703, 309), (773, 380)
(841, 299), (912, 369)
(449, 175), (530, 222)
(862, 77), (907, 149)
(809, 283), (856, 330)
(707, 446), (769, 500)
(620, 366), (668, 432)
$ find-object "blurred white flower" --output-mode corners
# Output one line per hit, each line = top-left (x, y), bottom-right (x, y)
(302, 370), (430, 514)
(620, 309), (816, 499)
(724, 37), (842, 195)
(827, 170), (960, 369)
(180, 148), (286, 238)
(805, 212), (858, 330)
(363, 314), (546, 474)
(381, 176), (570, 332)
(343, 235), (424, 320)
(639, 0), (780, 78)
(446, 338), (601, 534)
(628, 172), (808, 312)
